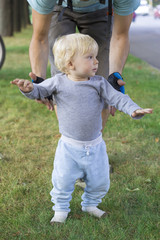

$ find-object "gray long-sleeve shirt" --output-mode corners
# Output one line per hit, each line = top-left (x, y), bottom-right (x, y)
(23, 73), (141, 141)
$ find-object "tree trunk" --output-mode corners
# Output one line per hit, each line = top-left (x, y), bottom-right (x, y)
(0, 0), (13, 36)
(13, 0), (21, 32)
(26, 2), (31, 25)
(20, 0), (30, 28)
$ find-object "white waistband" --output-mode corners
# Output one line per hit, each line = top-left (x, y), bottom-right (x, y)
(61, 134), (103, 147)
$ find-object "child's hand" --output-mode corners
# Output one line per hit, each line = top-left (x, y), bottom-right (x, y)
(11, 79), (33, 93)
(132, 108), (153, 118)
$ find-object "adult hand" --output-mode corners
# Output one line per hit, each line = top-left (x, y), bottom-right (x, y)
(108, 73), (126, 116)
(29, 72), (54, 111)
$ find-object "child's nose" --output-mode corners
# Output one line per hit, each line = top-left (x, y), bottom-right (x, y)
(94, 58), (99, 64)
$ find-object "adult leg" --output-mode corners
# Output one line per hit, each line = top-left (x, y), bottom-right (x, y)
(48, 6), (77, 77)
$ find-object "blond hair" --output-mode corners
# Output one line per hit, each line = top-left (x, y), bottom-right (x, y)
(53, 33), (98, 74)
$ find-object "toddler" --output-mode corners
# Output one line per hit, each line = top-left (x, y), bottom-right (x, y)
(11, 33), (152, 224)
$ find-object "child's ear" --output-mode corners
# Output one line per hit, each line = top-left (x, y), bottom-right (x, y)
(67, 61), (75, 70)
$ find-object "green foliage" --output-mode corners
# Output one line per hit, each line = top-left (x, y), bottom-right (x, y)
(153, 0), (160, 7)
(0, 26), (160, 240)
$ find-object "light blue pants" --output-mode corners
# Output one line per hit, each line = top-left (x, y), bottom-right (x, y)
(50, 135), (110, 212)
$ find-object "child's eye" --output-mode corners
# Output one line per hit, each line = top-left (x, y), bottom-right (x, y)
(88, 56), (93, 59)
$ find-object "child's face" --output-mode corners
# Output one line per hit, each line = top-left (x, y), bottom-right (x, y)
(71, 50), (99, 80)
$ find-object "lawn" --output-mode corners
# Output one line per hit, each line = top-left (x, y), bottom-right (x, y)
(0, 26), (160, 240)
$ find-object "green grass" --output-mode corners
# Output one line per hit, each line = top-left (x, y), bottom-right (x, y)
(0, 26), (160, 240)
